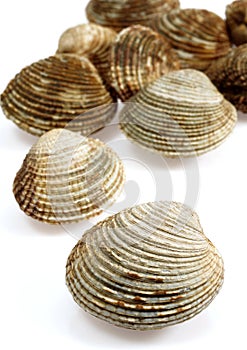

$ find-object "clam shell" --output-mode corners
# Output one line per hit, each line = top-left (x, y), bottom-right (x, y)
(150, 8), (231, 71)
(13, 129), (125, 224)
(226, 0), (247, 46)
(206, 44), (247, 113)
(119, 69), (237, 158)
(1, 54), (117, 136)
(66, 201), (224, 330)
(86, 0), (180, 32)
(110, 25), (180, 101)
(57, 24), (116, 84)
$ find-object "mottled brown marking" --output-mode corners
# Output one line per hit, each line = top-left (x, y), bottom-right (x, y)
(171, 295), (184, 302)
(155, 278), (164, 283)
(134, 296), (143, 302)
(153, 290), (167, 296)
(117, 301), (125, 308)
(135, 304), (144, 310)
(127, 272), (142, 280)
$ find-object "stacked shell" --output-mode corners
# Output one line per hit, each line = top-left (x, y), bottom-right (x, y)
(57, 23), (116, 84)
(119, 69), (237, 157)
(109, 25), (180, 101)
(86, 0), (180, 32)
(66, 201), (224, 330)
(226, 0), (247, 46)
(0, 54), (117, 136)
(150, 8), (231, 71)
(13, 129), (125, 224)
(206, 44), (247, 113)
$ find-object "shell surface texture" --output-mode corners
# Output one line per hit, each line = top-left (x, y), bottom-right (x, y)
(66, 201), (224, 331)
(119, 69), (237, 158)
(57, 23), (117, 84)
(226, 0), (247, 45)
(86, 0), (180, 32)
(150, 8), (231, 71)
(206, 44), (247, 113)
(1, 54), (117, 136)
(13, 129), (125, 224)
(109, 25), (180, 101)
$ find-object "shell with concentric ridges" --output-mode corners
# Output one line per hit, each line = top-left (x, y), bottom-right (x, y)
(57, 24), (117, 85)
(109, 25), (180, 101)
(119, 69), (237, 158)
(66, 201), (224, 330)
(86, 0), (180, 32)
(150, 8), (231, 71)
(1, 54), (117, 136)
(13, 129), (125, 224)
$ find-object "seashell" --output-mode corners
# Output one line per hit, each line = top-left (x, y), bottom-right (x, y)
(13, 129), (125, 224)
(109, 25), (180, 101)
(119, 69), (237, 158)
(226, 0), (247, 46)
(86, 0), (180, 32)
(1, 54), (117, 136)
(206, 44), (247, 113)
(150, 8), (231, 71)
(66, 201), (224, 331)
(57, 23), (116, 84)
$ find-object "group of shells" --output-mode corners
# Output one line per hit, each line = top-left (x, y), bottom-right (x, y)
(2, 0), (247, 332)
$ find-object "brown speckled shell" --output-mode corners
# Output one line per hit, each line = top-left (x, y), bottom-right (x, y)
(206, 44), (247, 113)
(86, 0), (180, 32)
(226, 0), (247, 46)
(57, 24), (116, 84)
(150, 8), (231, 71)
(1, 54), (117, 136)
(119, 69), (237, 157)
(66, 201), (224, 330)
(13, 129), (125, 224)
(109, 25), (180, 101)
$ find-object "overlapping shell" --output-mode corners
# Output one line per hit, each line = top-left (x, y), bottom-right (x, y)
(13, 129), (125, 224)
(119, 69), (237, 157)
(66, 201), (224, 330)
(1, 54), (117, 136)
(57, 24), (116, 84)
(150, 8), (231, 71)
(206, 44), (247, 113)
(226, 0), (247, 45)
(109, 25), (180, 101)
(86, 0), (180, 32)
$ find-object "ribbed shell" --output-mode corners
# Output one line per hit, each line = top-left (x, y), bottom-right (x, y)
(66, 201), (224, 331)
(13, 129), (125, 224)
(1, 54), (117, 136)
(119, 69), (237, 158)
(226, 0), (247, 46)
(86, 0), (180, 32)
(110, 25), (180, 101)
(206, 44), (247, 113)
(57, 24), (116, 84)
(150, 8), (231, 71)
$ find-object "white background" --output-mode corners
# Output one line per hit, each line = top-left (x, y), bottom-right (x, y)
(0, 1), (246, 349)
